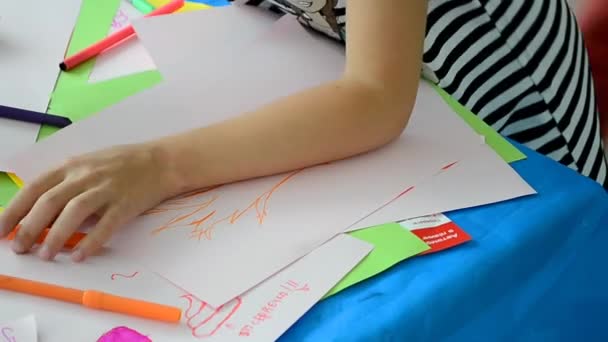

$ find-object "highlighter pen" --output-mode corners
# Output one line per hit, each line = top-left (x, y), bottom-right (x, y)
(6, 226), (86, 250)
(130, 0), (155, 14)
(0, 274), (182, 323)
(0, 104), (72, 129)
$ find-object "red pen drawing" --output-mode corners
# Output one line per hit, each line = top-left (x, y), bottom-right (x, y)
(348, 160), (461, 225)
(239, 280), (310, 337)
(181, 294), (243, 339)
(1, 327), (15, 342)
(110, 271), (140, 280)
(144, 169), (303, 241)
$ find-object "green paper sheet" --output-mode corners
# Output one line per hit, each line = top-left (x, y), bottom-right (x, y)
(324, 224), (430, 298)
(0, 173), (19, 208)
(37, 0), (163, 140)
(44, 71), (162, 137)
(432, 84), (526, 163)
(37, 0), (120, 139)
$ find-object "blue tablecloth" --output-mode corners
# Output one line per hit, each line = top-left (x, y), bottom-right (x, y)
(281, 142), (608, 341)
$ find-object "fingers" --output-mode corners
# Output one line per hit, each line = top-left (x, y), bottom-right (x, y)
(72, 206), (126, 263)
(11, 181), (84, 254)
(38, 189), (107, 261)
(0, 169), (63, 238)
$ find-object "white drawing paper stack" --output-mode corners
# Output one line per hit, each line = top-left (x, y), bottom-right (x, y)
(1, 12), (488, 306)
(0, 5), (535, 340)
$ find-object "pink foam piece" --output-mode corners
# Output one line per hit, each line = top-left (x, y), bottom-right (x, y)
(97, 326), (152, 342)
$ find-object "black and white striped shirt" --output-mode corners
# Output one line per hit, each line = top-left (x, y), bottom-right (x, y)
(233, 0), (608, 189)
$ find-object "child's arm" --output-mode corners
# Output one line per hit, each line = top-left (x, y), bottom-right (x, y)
(0, 1), (428, 261)
(158, 0), (429, 193)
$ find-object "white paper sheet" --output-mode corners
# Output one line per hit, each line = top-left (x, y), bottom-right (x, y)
(0, 0), (82, 162)
(350, 143), (536, 231)
(0, 315), (37, 342)
(88, 4), (278, 83)
(132, 4), (279, 82)
(0, 234), (371, 341)
(1, 16), (483, 307)
(88, 1), (156, 83)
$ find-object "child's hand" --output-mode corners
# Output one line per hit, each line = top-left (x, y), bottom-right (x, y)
(0, 142), (178, 262)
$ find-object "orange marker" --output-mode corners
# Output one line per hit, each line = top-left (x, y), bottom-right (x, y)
(59, 0), (185, 71)
(0, 274), (182, 323)
(6, 225), (86, 250)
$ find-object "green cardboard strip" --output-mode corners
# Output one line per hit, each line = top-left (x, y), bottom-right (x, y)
(325, 224), (430, 298)
(0, 173), (19, 208)
(42, 71), (163, 139)
(432, 84), (527, 163)
(38, 0), (122, 140)
(54, 0), (120, 86)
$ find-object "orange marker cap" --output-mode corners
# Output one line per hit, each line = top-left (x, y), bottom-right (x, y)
(82, 290), (182, 323)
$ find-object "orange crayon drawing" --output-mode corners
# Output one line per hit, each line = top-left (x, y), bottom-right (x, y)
(239, 280), (310, 337)
(145, 169), (303, 241)
(110, 271), (139, 280)
(181, 294), (243, 339)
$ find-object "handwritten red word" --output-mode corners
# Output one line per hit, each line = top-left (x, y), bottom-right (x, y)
(181, 294), (243, 339)
(110, 271), (139, 280)
(239, 280), (310, 337)
(146, 169), (302, 241)
(1, 327), (15, 342)
(111, 10), (130, 30)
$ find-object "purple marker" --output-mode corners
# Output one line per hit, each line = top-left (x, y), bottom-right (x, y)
(0, 104), (72, 129)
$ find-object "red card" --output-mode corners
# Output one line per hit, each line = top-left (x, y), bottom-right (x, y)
(399, 214), (471, 254)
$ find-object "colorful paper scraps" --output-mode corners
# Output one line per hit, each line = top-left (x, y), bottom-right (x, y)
(147, 0), (211, 12)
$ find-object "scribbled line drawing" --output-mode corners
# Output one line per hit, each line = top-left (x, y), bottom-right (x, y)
(110, 271), (140, 281)
(181, 294), (243, 339)
(144, 169), (303, 241)
(1, 327), (16, 342)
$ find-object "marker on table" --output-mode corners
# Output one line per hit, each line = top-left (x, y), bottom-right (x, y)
(0, 104), (72, 129)
(6, 225), (86, 250)
(0, 274), (182, 323)
(60, 0), (184, 71)
(130, 0), (156, 14)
